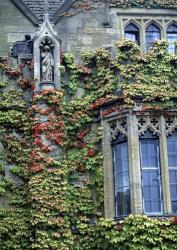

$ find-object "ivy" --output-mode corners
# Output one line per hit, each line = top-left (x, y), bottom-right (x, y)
(107, 0), (177, 9)
(1, 39), (177, 249)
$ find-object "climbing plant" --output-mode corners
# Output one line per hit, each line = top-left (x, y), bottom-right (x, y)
(1, 39), (177, 249)
(107, 0), (177, 9)
(0, 57), (33, 249)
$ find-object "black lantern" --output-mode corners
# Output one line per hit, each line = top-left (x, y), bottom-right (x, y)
(11, 35), (33, 58)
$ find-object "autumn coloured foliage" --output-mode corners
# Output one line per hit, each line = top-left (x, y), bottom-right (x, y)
(1, 40), (177, 249)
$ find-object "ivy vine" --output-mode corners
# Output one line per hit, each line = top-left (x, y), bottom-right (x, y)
(1, 39), (177, 249)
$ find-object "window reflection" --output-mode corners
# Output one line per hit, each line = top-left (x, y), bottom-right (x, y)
(112, 133), (131, 218)
(124, 23), (140, 45)
(140, 131), (163, 214)
(167, 24), (177, 54)
(167, 131), (177, 214)
(146, 24), (161, 51)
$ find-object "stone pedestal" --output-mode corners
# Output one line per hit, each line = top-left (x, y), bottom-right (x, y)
(40, 81), (55, 91)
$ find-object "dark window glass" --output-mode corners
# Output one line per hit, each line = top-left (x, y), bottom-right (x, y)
(146, 24), (161, 51)
(140, 131), (163, 214)
(112, 134), (131, 217)
(124, 23), (140, 45)
(167, 130), (177, 213)
(167, 24), (177, 54)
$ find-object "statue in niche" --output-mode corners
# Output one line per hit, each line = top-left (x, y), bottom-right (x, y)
(41, 45), (54, 81)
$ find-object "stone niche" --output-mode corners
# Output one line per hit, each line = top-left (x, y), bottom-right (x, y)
(33, 14), (61, 92)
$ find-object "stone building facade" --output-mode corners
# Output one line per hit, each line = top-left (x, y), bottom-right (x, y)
(1, 1), (177, 248)
(1, 0), (177, 213)
(1, 1), (177, 58)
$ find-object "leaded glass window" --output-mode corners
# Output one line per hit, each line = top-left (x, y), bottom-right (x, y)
(167, 130), (177, 213)
(106, 114), (177, 218)
(146, 24), (161, 51)
(140, 131), (163, 214)
(124, 23), (140, 45)
(112, 133), (131, 218)
(167, 24), (177, 54)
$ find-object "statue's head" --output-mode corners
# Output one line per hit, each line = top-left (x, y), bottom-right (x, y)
(44, 45), (50, 51)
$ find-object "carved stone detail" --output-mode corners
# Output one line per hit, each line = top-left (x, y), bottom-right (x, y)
(137, 116), (160, 135)
(109, 117), (128, 140)
(40, 38), (54, 82)
(165, 117), (177, 135)
(108, 115), (161, 140)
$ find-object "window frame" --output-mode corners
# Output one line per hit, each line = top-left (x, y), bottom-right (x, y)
(121, 17), (177, 52)
(124, 23), (140, 45)
(112, 134), (131, 218)
(139, 131), (164, 215)
(145, 23), (161, 51)
(167, 24), (177, 54)
(167, 130), (177, 214)
(102, 112), (177, 219)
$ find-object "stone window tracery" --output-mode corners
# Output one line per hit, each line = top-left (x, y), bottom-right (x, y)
(120, 15), (177, 52)
(103, 113), (177, 218)
(137, 116), (160, 136)
(110, 117), (128, 140)
(165, 117), (177, 135)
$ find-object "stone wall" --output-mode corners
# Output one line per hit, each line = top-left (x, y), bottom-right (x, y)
(55, 2), (118, 60)
(0, 0), (36, 57)
(0, 1), (119, 62)
(1, 1), (177, 63)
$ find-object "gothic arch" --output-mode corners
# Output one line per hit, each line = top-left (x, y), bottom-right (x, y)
(124, 19), (142, 31)
(144, 19), (163, 34)
(165, 20), (177, 30)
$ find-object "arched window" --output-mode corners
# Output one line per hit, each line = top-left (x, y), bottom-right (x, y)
(146, 24), (161, 51)
(140, 130), (163, 214)
(167, 24), (177, 54)
(124, 23), (140, 45)
(112, 133), (131, 218)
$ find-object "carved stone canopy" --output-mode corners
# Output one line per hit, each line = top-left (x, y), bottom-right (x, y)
(33, 13), (61, 92)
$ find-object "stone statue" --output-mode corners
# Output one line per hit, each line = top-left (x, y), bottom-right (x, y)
(41, 45), (54, 81)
